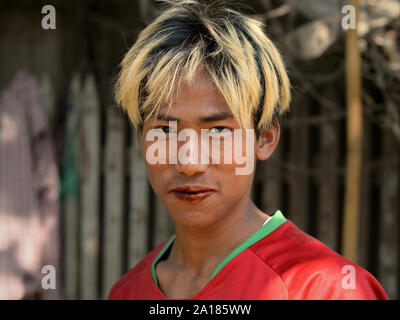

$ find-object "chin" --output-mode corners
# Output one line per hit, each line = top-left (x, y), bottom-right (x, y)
(170, 210), (219, 229)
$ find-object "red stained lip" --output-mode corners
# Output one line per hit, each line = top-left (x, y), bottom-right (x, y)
(170, 186), (216, 202)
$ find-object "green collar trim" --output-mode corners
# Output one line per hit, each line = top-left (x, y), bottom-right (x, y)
(150, 210), (287, 288)
(151, 235), (176, 287)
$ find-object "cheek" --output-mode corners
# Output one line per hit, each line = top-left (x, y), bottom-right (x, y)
(145, 163), (170, 195)
(216, 163), (254, 196)
(140, 140), (170, 194)
(208, 133), (256, 166)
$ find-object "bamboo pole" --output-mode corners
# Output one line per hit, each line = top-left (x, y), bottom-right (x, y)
(342, 0), (363, 262)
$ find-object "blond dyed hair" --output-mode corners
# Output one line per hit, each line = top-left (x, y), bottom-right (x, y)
(115, 0), (291, 130)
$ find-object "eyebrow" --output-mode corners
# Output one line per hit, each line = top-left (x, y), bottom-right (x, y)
(153, 111), (234, 123)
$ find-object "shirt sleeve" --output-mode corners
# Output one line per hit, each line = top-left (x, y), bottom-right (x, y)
(285, 256), (389, 300)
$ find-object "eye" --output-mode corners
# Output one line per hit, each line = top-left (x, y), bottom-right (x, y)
(154, 126), (177, 134)
(208, 127), (232, 135)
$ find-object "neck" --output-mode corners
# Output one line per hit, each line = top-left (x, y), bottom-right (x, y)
(169, 198), (268, 277)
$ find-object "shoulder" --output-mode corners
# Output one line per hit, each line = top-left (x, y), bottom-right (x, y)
(249, 220), (388, 300)
(108, 237), (171, 300)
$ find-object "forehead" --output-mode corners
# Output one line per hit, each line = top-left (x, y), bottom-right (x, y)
(157, 71), (232, 120)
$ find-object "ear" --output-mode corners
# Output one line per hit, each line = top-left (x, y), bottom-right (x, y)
(255, 120), (280, 161)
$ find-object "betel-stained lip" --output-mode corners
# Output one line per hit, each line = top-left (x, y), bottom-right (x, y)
(169, 185), (216, 202)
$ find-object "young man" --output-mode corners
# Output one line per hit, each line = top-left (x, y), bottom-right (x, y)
(109, 0), (388, 300)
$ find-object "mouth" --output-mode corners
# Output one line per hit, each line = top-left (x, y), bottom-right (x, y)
(170, 186), (216, 202)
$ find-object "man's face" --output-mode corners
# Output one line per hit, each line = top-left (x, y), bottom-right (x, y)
(138, 71), (278, 229)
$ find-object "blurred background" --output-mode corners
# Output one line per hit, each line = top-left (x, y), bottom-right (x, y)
(0, 0), (399, 300)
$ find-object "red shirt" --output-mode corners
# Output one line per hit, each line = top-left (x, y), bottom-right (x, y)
(109, 211), (388, 300)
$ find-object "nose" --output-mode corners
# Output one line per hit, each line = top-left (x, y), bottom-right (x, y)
(175, 161), (208, 176)
(175, 135), (209, 176)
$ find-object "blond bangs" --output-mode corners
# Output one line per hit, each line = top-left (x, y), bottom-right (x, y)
(115, 0), (291, 130)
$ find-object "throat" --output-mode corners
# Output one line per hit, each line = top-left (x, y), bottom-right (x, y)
(155, 259), (213, 299)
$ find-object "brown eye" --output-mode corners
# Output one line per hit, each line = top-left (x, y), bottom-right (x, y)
(154, 126), (177, 134)
(208, 127), (232, 135)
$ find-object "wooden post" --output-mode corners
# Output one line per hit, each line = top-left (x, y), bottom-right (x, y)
(358, 112), (371, 269)
(80, 74), (101, 299)
(128, 129), (151, 267)
(342, 0), (363, 262)
(102, 105), (125, 299)
(63, 73), (81, 300)
(126, 0), (154, 268)
(317, 87), (339, 251)
(378, 129), (399, 299)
